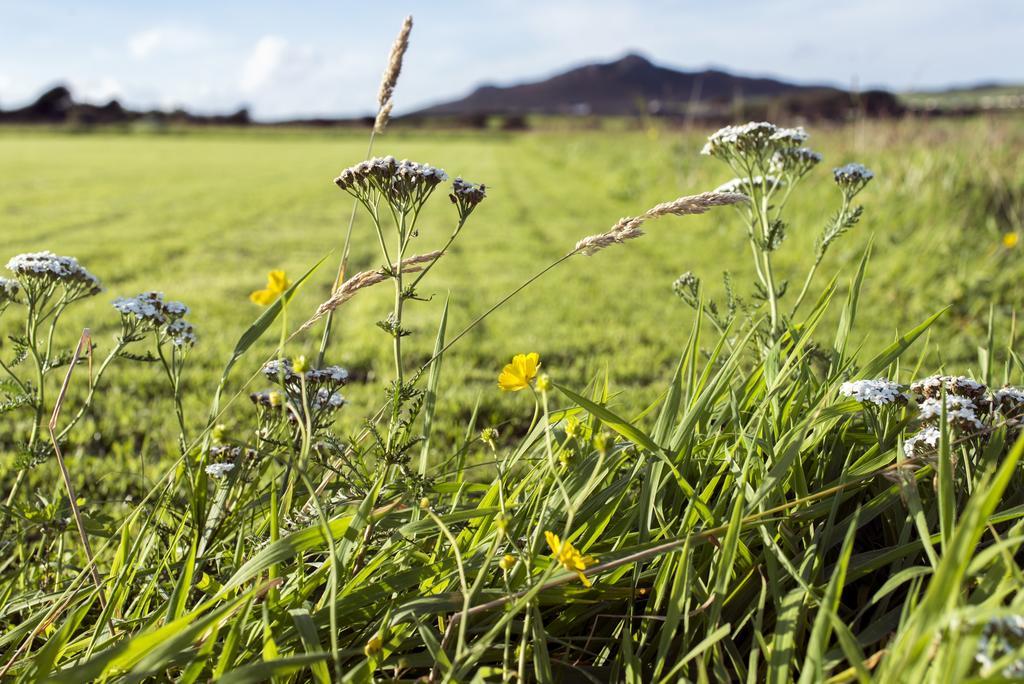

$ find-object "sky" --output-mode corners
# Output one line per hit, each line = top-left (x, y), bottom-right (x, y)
(0, 0), (1021, 121)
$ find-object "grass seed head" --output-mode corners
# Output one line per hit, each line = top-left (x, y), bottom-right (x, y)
(377, 15), (413, 108)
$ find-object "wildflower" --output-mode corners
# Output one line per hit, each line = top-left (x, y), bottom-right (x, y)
(536, 373), (551, 393)
(364, 633), (384, 657)
(1003, 232), (1019, 249)
(7, 251), (102, 301)
(0, 277), (20, 305)
(480, 427), (499, 449)
(334, 157), (448, 213)
(450, 177), (487, 219)
(911, 375), (987, 400)
(975, 616), (1024, 678)
(714, 176), (785, 195)
(498, 353), (540, 391)
(904, 426), (941, 458)
(499, 554), (516, 571)
(701, 121), (780, 159)
(250, 270), (290, 306)
(292, 355), (308, 373)
(564, 416), (580, 438)
(771, 147), (823, 177)
(312, 387), (346, 410)
(917, 396), (984, 430)
(114, 291), (169, 326)
(771, 126), (809, 146)
(545, 530), (597, 587)
(205, 462), (235, 478)
(166, 319), (197, 347)
(833, 163), (874, 196)
(993, 386), (1024, 417)
(839, 378), (906, 406)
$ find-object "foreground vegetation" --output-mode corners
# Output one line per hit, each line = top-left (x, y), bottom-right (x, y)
(2, 107), (1024, 682)
(1, 115), (1023, 460)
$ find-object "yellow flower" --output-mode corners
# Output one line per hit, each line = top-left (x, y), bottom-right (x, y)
(250, 270), (290, 306)
(498, 353), (540, 391)
(545, 530), (596, 587)
(364, 633), (383, 657)
(536, 373), (551, 393)
(499, 554), (516, 571)
(1003, 232), (1019, 249)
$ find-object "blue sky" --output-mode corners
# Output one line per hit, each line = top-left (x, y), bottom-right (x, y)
(1, 0), (1021, 120)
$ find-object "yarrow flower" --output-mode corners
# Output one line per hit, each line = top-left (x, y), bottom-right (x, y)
(839, 378), (906, 406)
(6, 251), (102, 301)
(993, 386), (1024, 417)
(253, 359), (349, 430)
(904, 426), (941, 458)
(250, 270), (290, 306)
(771, 147), (823, 177)
(113, 291), (196, 345)
(450, 177), (487, 219)
(205, 462), (235, 478)
(833, 163), (874, 196)
(910, 375), (987, 400)
(917, 396), (985, 430)
(166, 319), (197, 347)
(701, 121), (780, 159)
(0, 277), (20, 305)
(714, 175), (785, 195)
(334, 156), (448, 213)
(545, 530), (597, 587)
(975, 615), (1024, 678)
(498, 353), (541, 392)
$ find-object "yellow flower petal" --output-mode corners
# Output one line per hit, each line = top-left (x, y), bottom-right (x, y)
(545, 530), (561, 555)
(250, 270), (291, 306)
(498, 353), (541, 391)
(249, 289), (274, 306)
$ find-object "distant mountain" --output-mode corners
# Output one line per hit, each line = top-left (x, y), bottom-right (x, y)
(0, 84), (252, 126)
(411, 53), (846, 117)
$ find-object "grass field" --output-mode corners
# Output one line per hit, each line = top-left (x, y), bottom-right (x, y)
(2, 118), (1022, 458)
(5, 115), (1024, 682)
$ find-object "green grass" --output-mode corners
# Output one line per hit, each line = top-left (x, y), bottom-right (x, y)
(2, 118), (1022, 458)
(4, 116), (1024, 682)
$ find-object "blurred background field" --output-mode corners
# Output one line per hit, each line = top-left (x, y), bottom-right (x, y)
(2, 116), (1023, 459)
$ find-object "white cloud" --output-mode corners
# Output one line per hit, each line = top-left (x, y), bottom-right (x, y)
(71, 76), (123, 103)
(128, 26), (208, 60)
(240, 35), (320, 94)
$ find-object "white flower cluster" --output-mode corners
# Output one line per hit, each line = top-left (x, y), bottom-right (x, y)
(975, 616), (1024, 678)
(166, 319), (197, 347)
(6, 251), (102, 295)
(450, 177), (487, 217)
(701, 122), (809, 160)
(714, 175), (785, 194)
(917, 396), (985, 429)
(0, 277), (19, 303)
(771, 147), (824, 175)
(312, 387), (346, 410)
(910, 375), (987, 399)
(334, 156), (448, 207)
(113, 291), (196, 346)
(205, 462), (236, 478)
(771, 126), (809, 146)
(903, 426), (940, 458)
(262, 359), (349, 387)
(833, 163), (875, 194)
(839, 378), (906, 406)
